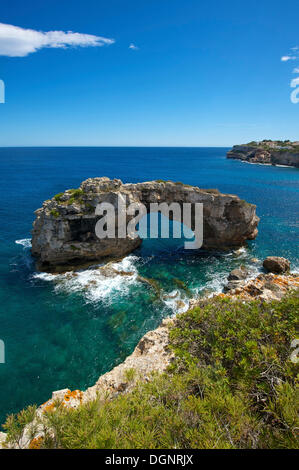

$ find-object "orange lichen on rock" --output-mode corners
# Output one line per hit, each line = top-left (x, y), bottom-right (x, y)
(43, 401), (56, 413)
(63, 389), (83, 403)
(29, 436), (44, 449)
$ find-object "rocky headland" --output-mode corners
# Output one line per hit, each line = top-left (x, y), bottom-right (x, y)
(227, 140), (299, 167)
(32, 177), (259, 272)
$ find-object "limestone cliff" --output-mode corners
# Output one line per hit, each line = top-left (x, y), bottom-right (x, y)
(32, 178), (259, 271)
(227, 140), (299, 167)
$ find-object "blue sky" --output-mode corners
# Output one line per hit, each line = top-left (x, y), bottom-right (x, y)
(0, 0), (299, 146)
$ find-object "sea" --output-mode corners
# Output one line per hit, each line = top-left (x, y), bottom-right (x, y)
(0, 147), (298, 425)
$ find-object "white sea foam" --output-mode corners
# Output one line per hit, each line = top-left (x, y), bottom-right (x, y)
(275, 164), (296, 168)
(32, 255), (141, 304)
(32, 253), (193, 314)
(204, 270), (228, 296)
(162, 289), (190, 314)
(233, 246), (247, 255)
(15, 238), (32, 248)
(241, 160), (272, 166)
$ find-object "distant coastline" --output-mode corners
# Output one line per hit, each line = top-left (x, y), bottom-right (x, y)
(227, 140), (299, 168)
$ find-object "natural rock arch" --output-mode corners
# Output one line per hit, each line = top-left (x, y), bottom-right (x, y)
(32, 178), (259, 272)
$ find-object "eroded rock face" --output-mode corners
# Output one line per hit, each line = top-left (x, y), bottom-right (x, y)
(227, 141), (299, 167)
(32, 177), (259, 271)
(263, 256), (290, 274)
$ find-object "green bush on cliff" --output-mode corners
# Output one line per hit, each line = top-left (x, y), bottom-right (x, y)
(2, 406), (37, 447)
(2, 291), (299, 449)
(53, 192), (64, 202)
(67, 189), (84, 206)
(68, 188), (84, 198)
(50, 209), (59, 218)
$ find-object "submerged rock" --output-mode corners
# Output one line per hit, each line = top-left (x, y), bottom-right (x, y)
(227, 266), (248, 281)
(32, 177), (259, 272)
(263, 256), (290, 274)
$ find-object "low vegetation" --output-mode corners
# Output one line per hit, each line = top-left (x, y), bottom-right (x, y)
(53, 192), (64, 202)
(52, 188), (86, 207)
(244, 140), (299, 154)
(50, 209), (60, 218)
(2, 291), (298, 449)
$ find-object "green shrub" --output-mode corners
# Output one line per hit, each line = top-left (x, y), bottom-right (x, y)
(50, 209), (59, 218)
(2, 406), (37, 448)
(68, 189), (84, 198)
(66, 189), (84, 205)
(124, 368), (136, 382)
(53, 192), (64, 202)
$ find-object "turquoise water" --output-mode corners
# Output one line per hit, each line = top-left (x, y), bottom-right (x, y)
(0, 147), (298, 425)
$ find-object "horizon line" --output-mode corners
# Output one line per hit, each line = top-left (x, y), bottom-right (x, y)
(0, 145), (233, 148)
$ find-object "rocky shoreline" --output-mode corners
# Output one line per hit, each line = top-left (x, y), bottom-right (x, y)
(227, 140), (299, 167)
(1, 256), (298, 449)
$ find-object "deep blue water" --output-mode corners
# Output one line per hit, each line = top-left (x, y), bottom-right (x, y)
(0, 147), (298, 425)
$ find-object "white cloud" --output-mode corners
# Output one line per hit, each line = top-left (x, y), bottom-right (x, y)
(0, 22), (114, 57)
(281, 55), (297, 61)
(129, 43), (139, 50)
(293, 67), (299, 73)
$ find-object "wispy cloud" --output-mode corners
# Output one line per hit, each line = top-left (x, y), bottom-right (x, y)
(129, 43), (139, 51)
(281, 55), (296, 61)
(281, 46), (299, 62)
(0, 22), (115, 57)
(293, 67), (299, 73)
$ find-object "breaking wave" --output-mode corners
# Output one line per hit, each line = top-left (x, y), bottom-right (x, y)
(15, 238), (32, 249)
(32, 255), (141, 305)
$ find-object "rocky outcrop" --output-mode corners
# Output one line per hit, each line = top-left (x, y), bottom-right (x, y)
(221, 272), (299, 302)
(224, 266), (249, 292)
(227, 266), (248, 281)
(32, 177), (259, 272)
(84, 318), (174, 402)
(224, 257), (293, 294)
(263, 256), (290, 274)
(227, 141), (299, 167)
